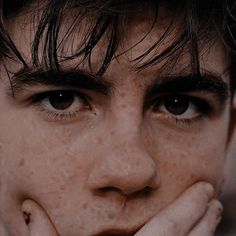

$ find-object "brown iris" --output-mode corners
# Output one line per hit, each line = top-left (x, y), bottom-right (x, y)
(163, 95), (189, 115)
(48, 91), (75, 110)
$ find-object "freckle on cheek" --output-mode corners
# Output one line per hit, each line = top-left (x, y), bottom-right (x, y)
(18, 158), (25, 167)
(108, 211), (115, 220)
(82, 203), (88, 210)
(121, 104), (127, 109)
(29, 171), (35, 177)
(110, 130), (115, 135)
(60, 185), (66, 191)
(96, 137), (103, 145)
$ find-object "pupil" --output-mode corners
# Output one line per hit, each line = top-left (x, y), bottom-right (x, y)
(164, 95), (189, 115)
(49, 91), (74, 110)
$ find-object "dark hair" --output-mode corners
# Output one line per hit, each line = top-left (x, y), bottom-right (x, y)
(1, 0), (236, 87)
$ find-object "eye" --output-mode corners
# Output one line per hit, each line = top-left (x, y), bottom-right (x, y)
(47, 91), (76, 110)
(32, 90), (91, 121)
(153, 94), (208, 120)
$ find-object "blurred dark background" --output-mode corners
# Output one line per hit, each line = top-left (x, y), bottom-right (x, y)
(216, 138), (236, 236)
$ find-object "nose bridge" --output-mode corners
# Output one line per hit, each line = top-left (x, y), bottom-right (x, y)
(88, 123), (160, 195)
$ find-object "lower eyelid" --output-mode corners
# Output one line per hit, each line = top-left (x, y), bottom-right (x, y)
(33, 103), (85, 122)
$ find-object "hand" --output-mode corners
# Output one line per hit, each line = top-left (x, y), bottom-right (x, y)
(22, 200), (59, 236)
(135, 182), (223, 236)
(21, 182), (222, 236)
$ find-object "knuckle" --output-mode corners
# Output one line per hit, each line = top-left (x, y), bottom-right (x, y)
(193, 183), (214, 206)
(161, 215), (183, 235)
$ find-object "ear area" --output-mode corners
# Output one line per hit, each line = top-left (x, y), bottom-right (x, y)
(22, 200), (59, 236)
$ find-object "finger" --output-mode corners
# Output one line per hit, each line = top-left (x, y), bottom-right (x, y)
(188, 199), (223, 236)
(0, 220), (8, 236)
(135, 182), (214, 236)
(22, 200), (59, 236)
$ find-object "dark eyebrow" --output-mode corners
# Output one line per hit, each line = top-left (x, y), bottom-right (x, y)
(146, 73), (229, 104)
(10, 67), (113, 96)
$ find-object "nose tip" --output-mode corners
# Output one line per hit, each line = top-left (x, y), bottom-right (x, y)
(87, 147), (160, 196)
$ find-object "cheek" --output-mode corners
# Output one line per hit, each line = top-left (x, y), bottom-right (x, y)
(0, 105), (91, 199)
(147, 116), (229, 197)
(0, 112), (96, 234)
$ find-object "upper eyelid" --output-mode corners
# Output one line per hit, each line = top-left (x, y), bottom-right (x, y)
(11, 83), (107, 105)
(154, 94), (211, 107)
(145, 74), (229, 105)
(145, 92), (212, 110)
(27, 89), (89, 104)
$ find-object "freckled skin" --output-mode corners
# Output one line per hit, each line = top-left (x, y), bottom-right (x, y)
(0, 4), (234, 236)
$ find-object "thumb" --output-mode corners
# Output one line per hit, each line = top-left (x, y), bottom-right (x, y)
(22, 199), (59, 236)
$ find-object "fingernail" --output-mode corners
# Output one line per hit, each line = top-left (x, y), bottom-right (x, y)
(216, 216), (222, 225)
(216, 203), (223, 219)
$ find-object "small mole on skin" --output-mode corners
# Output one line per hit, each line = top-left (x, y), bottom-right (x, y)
(108, 212), (115, 220)
(23, 212), (31, 225)
(110, 130), (115, 135)
(121, 104), (127, 109)
(96, 137), (103, 145)
(60, 185), (66, 191)
(19, 158), (25, 167)
(189, 173), (195, 180)
(82, 203), (88, 209)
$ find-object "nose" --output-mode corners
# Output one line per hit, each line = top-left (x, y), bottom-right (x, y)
(87, 132), (160, 196)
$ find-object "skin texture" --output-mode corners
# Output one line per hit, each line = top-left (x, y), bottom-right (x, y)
(20, 183), (223, 236)
(0, 3), (234, 236)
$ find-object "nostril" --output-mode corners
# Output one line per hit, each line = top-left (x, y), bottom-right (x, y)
(135, 186), (153, 197)
(100, 187), (121, 193)
(88, 145), (160, 197)
(124, 186), (154, 198)
(95, 186), (124, 197)
(96, 186), (154, 198)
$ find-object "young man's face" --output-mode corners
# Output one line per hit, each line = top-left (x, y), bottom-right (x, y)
(0, 4), (233, 236)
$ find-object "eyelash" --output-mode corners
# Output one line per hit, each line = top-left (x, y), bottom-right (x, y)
(170, 116), (203, 126)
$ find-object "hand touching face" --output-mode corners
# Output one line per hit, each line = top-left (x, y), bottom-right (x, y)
(22, 200), (58, 236)
(21, 182), (222, 236)
(135, 182), (222, 236)
(0, 4), (230, 236)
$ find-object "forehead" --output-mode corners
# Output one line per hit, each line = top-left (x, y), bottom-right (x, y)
(5, 2), (230, 85)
